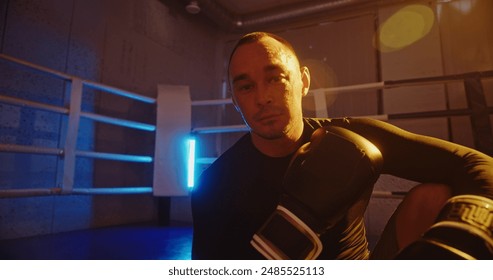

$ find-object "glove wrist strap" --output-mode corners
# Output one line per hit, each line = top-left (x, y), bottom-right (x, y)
(420, 195), (493, 259)
(433, 195), (493, 244)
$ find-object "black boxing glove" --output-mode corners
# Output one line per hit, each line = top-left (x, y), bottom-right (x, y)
(395, 195), (493, 259)
(251, 126), (383, 260)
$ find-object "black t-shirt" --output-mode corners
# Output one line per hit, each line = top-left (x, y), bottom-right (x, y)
(191, 117), (493, 260)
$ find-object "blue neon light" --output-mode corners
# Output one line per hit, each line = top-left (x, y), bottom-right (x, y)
(187, 138), (196, 188)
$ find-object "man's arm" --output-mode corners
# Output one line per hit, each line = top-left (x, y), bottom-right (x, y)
(330, 117), (493, 199)
(191, 170), (223, 260)
(330, 117), (493, 259)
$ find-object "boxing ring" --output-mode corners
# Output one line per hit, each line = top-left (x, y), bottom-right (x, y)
(0, 53), (492, 199)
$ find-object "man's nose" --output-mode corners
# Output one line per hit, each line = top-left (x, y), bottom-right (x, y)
(255, 85), (273, 106)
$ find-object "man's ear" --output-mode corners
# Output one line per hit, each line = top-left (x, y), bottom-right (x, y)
(301, 66), (311, 96)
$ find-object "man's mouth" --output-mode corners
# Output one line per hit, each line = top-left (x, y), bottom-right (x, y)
(256, 111), (286, 125)
(253, 107), (283, 123)
(257, 114), (279, 122)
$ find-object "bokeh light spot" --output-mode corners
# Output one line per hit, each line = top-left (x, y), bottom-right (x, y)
(375, 5), (435, 52)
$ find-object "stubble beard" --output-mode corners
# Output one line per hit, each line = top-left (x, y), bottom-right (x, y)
(251, 118), (294, 140)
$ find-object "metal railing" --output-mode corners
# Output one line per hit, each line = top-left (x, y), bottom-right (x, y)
(0, 53), (156, 197)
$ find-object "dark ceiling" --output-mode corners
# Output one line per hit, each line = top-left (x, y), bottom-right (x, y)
(169, 0), (410, 32)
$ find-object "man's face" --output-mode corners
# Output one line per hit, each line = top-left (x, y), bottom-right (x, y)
(229, 37), (309, 141)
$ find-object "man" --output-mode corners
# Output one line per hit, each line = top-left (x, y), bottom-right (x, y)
(191, 32), (493, 259)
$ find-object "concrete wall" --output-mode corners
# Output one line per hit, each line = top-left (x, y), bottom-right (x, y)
(0, 0), (222, 240)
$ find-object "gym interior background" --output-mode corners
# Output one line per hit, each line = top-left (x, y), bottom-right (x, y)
(0, 0), (492, 259)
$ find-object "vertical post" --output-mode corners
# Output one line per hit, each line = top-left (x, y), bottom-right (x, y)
(153, 85), (191, 196)
(464, 75), (493, 156)
(62, 78), (83, 193)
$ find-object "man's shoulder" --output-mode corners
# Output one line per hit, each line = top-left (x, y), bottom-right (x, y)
(194, 133), (253, 195)
(304, 117), (384, 130)
(200, 133), (252, 176)
(303, 117), (333, 129)
(214, 133), (251, 163)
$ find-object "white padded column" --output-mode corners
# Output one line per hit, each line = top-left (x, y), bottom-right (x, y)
(153, 85), (191, 196)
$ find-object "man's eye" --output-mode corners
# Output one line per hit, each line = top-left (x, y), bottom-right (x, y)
(235, 83), (254, 93)
(269, 75), (286, 83)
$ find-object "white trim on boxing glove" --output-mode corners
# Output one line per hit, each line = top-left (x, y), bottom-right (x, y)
(251, 205), (323, 260)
